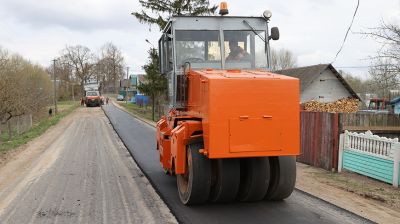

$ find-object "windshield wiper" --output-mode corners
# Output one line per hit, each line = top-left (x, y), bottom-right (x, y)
(243, 20), (266, 42)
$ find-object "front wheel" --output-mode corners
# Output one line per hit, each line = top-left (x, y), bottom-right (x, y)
(176, 142), (211, 205)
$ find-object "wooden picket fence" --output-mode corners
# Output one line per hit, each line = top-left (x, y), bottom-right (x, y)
(340, 113), (400, 132)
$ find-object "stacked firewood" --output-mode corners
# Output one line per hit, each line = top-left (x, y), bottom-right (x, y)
(303, 98), (359, 113)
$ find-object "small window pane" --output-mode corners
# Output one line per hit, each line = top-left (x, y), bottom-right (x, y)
(223, 30), (267, 69)
(175, 30), (221, 69)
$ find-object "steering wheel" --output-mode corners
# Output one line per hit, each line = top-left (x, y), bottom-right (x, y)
(182, 57), (205, 63)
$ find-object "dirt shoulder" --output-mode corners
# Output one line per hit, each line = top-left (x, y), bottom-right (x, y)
(0, 107), (77, 214)
(113, 100), (399, 223)
(296, 163), (400, 223)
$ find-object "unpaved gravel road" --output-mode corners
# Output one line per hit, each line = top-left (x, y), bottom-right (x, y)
(0, 107), (177, 224)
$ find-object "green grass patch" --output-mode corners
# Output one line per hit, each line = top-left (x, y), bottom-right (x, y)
(0, 101), (79, 153)
(118, 102), (159, 121)
(57, 100), (76, 105)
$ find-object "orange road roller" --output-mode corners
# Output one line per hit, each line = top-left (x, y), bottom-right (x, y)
(155, 7), (299, 205)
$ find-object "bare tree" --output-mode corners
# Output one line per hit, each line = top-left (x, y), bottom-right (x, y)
(363, 21), (400, 90)
(369, 58), (399, 98)
(97, 42), (125, 93)
(49, 59), (76, 100)
(60, 45), (94, 95)
(0, 47), (7, 69)
(270, 48), (297, 71)
(0, 49), (52, 139)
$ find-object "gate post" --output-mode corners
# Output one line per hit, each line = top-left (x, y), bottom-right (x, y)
(338, 133), (344, 173)
(393, 143), (400, 187)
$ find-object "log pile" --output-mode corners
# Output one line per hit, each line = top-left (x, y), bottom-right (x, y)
(303, 98), (359, 113)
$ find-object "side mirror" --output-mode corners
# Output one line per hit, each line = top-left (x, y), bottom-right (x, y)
(270, 27), (280, 40)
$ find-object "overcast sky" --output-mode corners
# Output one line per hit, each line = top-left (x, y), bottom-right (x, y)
(0, 0), (399, 78)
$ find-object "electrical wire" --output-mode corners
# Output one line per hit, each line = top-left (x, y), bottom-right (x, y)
(332, 0), (360, 64)
(335, 65), (369, 68)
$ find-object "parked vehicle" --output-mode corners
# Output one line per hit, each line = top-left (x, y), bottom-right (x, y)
(85, 91), (101, 107)
(117, 94), (124, 101)
(154, 5), (299, 205)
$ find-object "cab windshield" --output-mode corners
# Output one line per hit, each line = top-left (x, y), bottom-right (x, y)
(175, 30), (267, 70)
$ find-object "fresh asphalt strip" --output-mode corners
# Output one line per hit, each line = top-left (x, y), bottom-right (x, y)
(102, 104), (374, 224)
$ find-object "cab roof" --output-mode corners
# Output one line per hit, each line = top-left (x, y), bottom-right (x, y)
(164, 15), (268, 32)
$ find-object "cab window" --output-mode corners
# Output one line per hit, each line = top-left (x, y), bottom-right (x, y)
(175, 30), (221, 69)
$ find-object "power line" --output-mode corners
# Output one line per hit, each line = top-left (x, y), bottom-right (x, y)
(335, 65), (370, 69)
(335, 63), (398, 69)
(331, 0), (360, 64)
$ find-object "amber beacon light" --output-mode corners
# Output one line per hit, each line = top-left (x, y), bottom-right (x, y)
(219, 2), (229, 15)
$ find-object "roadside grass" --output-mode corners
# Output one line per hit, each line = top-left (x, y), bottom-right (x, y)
(310, 168), (400, 208)
(57, 101), (77, 112)
(117, 102), (160, 121)
(0, 101), (79, 153)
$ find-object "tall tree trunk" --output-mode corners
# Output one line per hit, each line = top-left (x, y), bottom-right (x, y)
(81, 80), (85, 96)
(114, 78), (118, 94)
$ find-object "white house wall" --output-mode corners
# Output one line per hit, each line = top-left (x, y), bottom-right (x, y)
(300, 69), (352, 103)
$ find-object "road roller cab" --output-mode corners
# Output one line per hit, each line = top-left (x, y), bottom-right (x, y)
(156, 6), (299, 205)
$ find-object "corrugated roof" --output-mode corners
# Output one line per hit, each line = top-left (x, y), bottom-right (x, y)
(274, 64), (361, 100)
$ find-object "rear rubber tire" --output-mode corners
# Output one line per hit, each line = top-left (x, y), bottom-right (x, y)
(264, 156), (296, 201)
(177, 142), (211, 205)
(209, 159), (240, 203)
(237, 157), (270, 202)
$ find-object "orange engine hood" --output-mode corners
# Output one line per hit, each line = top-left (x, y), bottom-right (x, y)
(185, 69), (300, 158)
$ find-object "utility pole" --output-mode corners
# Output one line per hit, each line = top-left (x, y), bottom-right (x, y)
(52, 59), (58, 114)
(126, 66), (129, 104)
